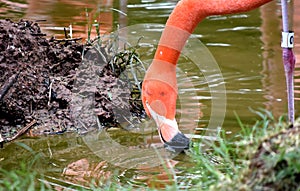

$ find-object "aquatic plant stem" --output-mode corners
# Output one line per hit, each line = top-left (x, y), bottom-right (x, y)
(281, 0), (296, 123)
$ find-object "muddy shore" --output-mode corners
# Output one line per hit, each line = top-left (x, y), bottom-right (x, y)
(0, 19), (145, 141)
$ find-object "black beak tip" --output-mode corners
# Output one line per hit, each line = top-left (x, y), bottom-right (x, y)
(163, 132), (190, 153)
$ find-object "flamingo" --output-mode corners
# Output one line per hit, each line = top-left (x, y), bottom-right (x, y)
(142, 0), (295, 151)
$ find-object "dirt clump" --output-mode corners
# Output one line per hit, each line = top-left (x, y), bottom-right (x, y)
(0, 19), (144, 141)
(244, 123), (300, 191)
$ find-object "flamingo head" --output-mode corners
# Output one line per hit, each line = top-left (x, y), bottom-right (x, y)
(142, 79), (190, 152)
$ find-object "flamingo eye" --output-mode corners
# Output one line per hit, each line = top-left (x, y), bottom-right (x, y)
(160, 91), (165, 97)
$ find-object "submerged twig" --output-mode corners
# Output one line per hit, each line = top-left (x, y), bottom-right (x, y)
(47, 140), (53, 158)
(110, 8), (127, 16)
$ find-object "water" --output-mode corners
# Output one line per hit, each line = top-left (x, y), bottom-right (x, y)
(1, 0), (300, 189)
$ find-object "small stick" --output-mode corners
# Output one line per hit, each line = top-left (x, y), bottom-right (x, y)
(48, 79), (54, 106)
(35, 19), (47, 22)
(0, 133), (3, 148)
(0, 72), (19, 101)
(47, 140), (53, 158)
(78, 120), (88, 131)
(5, 120), (37, 142)
(52, 37), (82, 42)
(64, 27), (68, 39)
(69, 24), (72, 38)
(30, 33), (47, 36)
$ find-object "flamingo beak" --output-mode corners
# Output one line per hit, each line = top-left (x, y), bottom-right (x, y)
(145, 101), (190, 152)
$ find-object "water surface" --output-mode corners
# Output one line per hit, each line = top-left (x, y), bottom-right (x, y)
(1, 0), (300, 189)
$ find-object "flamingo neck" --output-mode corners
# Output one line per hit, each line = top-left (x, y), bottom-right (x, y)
(154, 0), (272, 65)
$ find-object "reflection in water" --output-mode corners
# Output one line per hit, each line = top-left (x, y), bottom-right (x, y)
(0, 133), (192, 189)
(62, 158), (111, 186)
(0, 0), (27, 18)
(260, 0), (300, 118)
(294, 0), (300, 103)
(1, 0), (300, 189)
(260, 1), (286, 119)
(134, 159), (178, 189)
(19, 0), (116, 40)
(62, 157), (180, 189)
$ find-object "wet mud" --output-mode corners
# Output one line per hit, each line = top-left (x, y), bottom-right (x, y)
(0, 19), (145, 141)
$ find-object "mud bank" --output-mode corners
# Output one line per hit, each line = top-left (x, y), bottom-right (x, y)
(0, 19), (144, 141)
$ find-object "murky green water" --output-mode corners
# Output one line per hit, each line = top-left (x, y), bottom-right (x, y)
(1, 0), (300, 189)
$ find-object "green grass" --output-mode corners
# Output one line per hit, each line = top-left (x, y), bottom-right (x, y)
(189, 110), (300, 191)
(1, 111), (299, 190)
(0, 163), (40, 191)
